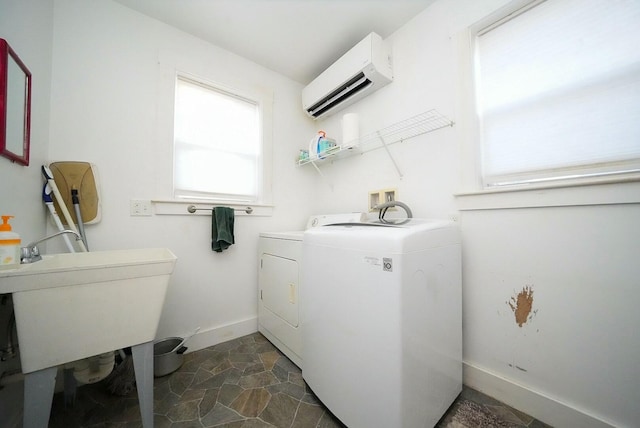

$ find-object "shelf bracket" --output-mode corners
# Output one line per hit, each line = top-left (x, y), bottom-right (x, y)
(308, 160), (334, 190)
(377, 131), (403, 179)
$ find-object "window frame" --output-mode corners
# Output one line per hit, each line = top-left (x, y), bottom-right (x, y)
(153, 50), (273, 213)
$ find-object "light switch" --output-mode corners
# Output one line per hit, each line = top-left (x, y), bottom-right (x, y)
(130, 199), (152, 216)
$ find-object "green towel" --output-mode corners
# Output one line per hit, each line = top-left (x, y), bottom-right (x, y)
(211, 207), (235, 252)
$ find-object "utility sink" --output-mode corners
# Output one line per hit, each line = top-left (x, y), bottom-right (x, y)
(0, 247), (177, 373)
(0, 247), (177, 428)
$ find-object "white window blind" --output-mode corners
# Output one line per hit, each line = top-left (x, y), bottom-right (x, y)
(174, 76), (261, 201)
(475, 0), (640, 187)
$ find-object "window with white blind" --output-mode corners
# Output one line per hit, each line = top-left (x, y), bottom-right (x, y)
(473, 0), (640, 188)
(173, 75), (266, 202)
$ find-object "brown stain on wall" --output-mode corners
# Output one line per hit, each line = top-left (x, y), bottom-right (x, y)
(508, 286), (534, 327)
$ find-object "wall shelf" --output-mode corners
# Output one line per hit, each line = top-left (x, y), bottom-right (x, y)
(297, 109), (454, 178)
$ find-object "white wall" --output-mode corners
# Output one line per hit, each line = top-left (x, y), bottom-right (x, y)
(48, 0), (317, 349)
(310, 1), (640, 427)
(0, 0), (53, 242)
(0, 1), (54, 424)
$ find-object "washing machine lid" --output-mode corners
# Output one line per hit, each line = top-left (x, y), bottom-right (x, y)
(304, 218), (460, 253)
(314, 218), (452, 229)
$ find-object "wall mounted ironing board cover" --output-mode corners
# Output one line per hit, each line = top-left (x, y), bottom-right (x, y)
(48, 161), (101, 224)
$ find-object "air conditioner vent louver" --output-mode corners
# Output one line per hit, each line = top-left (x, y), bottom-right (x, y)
(302, 33), (392, 120)
(307, 73), (372, 118)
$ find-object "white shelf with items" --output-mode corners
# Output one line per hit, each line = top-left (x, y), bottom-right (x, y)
(297, 109), (454, 178)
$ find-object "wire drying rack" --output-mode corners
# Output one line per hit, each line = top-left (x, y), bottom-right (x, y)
(362, 109), (453, 148)
(298, 109), (454, 178)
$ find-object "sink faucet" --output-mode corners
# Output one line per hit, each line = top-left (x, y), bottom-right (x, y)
(20, 230), (83, 264)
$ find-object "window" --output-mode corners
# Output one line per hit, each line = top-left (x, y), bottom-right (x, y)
(473, 0), (640, 188)
(173, 75), (266, 203)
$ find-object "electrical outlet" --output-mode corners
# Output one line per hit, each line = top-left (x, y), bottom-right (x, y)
(130, 199), (152, 216)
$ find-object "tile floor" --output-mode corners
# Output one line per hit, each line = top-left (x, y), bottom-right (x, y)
(46, 332), (552, 427)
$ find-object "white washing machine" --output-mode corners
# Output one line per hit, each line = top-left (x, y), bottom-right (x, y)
(302, 219), (462, 428)
(258, 212), (367, 369)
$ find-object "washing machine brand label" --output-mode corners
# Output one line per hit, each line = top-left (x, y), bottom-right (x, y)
(363, 256), (392, 271)
(363, 256), (380, 266)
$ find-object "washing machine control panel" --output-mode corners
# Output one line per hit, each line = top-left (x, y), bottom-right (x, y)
(306, 212), (368, 229)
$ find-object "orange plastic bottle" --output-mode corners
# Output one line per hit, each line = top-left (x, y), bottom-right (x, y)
(0, 215), (21, 268)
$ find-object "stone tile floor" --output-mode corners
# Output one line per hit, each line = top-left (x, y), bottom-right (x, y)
(47, 332), (552, 427)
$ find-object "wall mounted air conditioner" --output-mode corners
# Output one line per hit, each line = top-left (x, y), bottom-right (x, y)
(302, 32), (393, 119)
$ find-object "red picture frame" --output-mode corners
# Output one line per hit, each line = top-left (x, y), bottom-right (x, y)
(0, 38), (31, 166)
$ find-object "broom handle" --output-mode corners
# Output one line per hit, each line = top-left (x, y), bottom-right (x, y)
(72, 189), (89, 250)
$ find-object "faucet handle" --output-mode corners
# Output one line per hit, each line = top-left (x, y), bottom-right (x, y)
(20, 245), (41, 264)
(20, 246), (30, 263)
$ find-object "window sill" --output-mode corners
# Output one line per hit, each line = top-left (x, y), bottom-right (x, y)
(152, 199), (274, 216)
(455, 177), (640, 211)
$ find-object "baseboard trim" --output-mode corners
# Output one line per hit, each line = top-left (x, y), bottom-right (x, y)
(186, 317), (258, 353)
(463, 362), (616, 428)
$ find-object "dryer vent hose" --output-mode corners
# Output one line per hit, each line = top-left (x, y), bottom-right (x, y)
(374, 201), (413, 223)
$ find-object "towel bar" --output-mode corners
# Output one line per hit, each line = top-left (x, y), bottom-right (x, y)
(187, 205), (253, 215)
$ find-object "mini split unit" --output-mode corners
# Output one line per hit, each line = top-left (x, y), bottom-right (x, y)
(302, 32), (393, 119)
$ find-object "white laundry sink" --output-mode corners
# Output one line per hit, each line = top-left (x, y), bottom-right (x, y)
(0, 248), (177, 373)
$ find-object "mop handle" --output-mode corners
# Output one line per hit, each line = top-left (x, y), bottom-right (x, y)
(42, 165), (88, 252)
(71, 189), (89, 250)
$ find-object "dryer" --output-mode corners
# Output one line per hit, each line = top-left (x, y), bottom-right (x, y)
(302, 219), (462, 428)
(258, 231), (304, 367)
(258, 212), (367, 368)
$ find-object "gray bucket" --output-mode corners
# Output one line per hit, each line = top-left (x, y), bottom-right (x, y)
(153, 337), (187, 377)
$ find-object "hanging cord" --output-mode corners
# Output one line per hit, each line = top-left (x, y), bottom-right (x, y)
(378, 206), (389, 222)
(374, 201), (413, 224)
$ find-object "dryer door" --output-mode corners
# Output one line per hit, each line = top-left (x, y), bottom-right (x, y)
(260, 254), (299, 327)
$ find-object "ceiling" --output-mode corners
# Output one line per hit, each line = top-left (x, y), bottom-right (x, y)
(112, 0), (435, 84)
